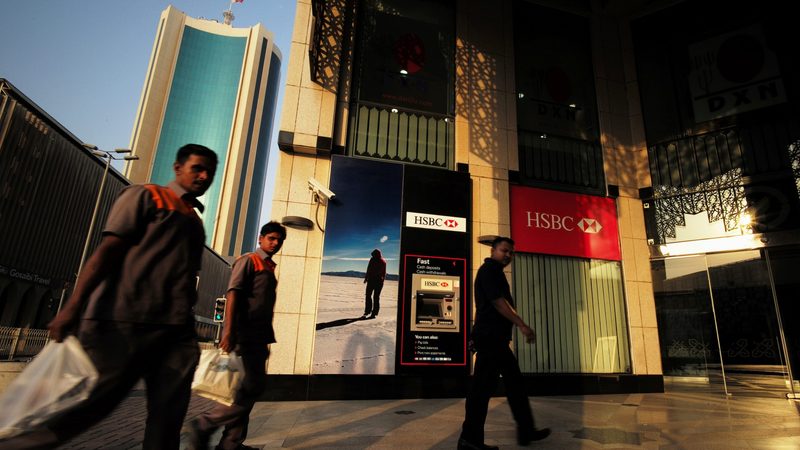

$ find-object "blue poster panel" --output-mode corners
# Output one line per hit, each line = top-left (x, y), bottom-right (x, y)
(312, 156), (403, 374)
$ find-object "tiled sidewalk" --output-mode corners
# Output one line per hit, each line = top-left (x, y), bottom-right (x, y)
(50, 390), (800, 449)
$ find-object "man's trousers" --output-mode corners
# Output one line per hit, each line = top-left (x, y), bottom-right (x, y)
(194, 344), (269, 450)
(460, 340), (536, 444)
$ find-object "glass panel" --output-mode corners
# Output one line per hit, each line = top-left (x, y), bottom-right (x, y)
(513, 254), (631, 374)
(768, 246), (800, 395)
(707, 250), (790, 397)
(653, 256), (725, 394)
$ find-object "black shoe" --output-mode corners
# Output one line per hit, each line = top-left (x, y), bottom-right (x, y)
(368, 313), (377, 319)
(457, 437), (499, 450)
(186, 419), (210, 450)
(517, 427), (551, 445)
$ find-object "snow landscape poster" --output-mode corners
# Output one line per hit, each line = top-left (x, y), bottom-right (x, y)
(313, 156), (403, 374)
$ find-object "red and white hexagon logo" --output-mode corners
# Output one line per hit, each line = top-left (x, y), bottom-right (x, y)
(577, 218), (603, 234)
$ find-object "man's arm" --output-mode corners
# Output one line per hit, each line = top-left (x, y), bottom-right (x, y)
(491, 298), (536, 343)
(48, 235), (130, 342)
(218, 289), (238, 353)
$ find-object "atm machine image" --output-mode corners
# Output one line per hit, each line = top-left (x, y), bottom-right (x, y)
(409, 273), (460, 332)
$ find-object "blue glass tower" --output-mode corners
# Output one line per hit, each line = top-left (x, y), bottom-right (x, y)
(127, 6), (282, 256)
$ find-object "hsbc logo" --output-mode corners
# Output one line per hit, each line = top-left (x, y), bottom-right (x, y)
(577, 218), (602, 233)
(526, 211), (603, 234)
(406, 212), (467, 233)
(421, 277), (456, 291)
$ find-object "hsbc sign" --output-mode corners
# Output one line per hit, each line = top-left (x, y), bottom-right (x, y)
(406, 212), (467, 233)
(526, 212), (604, 234)
(511, 186), (621, 261)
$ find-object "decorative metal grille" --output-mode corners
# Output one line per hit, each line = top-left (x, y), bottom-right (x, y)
(309, 0), (349, 92)
(652, 168), (747, 241)
(347, 103), (453, 168)
(648, 121), (800, 243)
(790, 139), (800, 196)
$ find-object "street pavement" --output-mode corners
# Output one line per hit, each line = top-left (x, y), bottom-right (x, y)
(48, 388), (800, 449)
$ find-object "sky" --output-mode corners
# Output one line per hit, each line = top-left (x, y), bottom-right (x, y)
(0, 0), (297, 233)
(321, 157), (402, 275)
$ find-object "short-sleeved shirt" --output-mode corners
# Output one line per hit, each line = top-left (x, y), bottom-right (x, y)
(471, 257), (515, 343)
(228, 248), (278, 344)
(82, 181), (206, 325)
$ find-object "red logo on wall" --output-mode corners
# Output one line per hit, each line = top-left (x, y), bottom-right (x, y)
(510, 186), (621, 261)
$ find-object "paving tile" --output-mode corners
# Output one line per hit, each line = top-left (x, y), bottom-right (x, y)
(8, 388), (798, 449)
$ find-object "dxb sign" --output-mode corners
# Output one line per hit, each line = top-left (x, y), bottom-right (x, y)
(511, 186), (621, 261)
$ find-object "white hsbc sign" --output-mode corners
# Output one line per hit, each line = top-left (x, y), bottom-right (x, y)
(406, 212), (466, 233)
(526, 212), (603, 234)
(421, 278), (458, 291)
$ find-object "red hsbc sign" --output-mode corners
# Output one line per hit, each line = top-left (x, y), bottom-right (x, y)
(510, 186), (621, 261)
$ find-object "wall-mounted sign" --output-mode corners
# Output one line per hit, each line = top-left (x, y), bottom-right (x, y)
(405, 212), (466, 233)
(688, 24), (786, 122)
(510, 186), (621, 261)
(397, 164), (471, 376)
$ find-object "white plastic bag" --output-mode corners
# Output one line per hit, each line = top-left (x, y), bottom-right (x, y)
(191, 349), (244, 406)
(0, 336), (98, 438)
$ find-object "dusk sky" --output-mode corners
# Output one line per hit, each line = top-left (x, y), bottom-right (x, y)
(321, 157), (403, 275)
(0, 0), (296, 230)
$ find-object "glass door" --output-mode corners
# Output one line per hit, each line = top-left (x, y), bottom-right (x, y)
(654, 249), (794, 398)
(653, 255), (726, 395)
(706, 250), (791, 398)
(765, 246), (800, 397)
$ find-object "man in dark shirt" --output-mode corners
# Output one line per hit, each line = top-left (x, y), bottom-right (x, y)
(458, 237), (550, 450)
(0, 144), (217, 450)
(362, 248), (386, 319)
(188, 221), (286, 450)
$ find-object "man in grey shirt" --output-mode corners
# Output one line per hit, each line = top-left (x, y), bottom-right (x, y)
(189, 221), (286, 450)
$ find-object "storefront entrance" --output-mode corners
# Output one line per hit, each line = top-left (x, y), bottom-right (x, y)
(652, 246), (800, 398)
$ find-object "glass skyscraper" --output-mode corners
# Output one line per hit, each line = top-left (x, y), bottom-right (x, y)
(127, 5), (281, 257)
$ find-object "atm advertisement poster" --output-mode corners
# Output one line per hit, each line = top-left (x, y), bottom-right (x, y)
(312, 157), (402, 374)
(399, 255), (467, 368)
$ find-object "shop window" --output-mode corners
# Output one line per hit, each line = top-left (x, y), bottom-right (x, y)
(513, 2), (602, 194)
(347, 0), (455, 168)
(512, 253), (631, 374)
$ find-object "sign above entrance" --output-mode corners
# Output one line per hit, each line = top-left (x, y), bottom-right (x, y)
(510, 186), (621, 261)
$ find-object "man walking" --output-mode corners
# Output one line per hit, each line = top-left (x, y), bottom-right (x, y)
(0, 144), (217, 449)
(362, 248), (386, 319)
(188, 221), (286, 450)
(459, 237), (550, 450)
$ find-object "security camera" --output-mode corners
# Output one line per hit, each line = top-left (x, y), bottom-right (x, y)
(308, 177), (335, 204)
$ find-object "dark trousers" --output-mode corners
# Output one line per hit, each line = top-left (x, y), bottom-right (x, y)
(364, 280), (383, 316)
(0, 320), (200, 450)
(461, 340), (536, 444)
(195, 344), (269, 450)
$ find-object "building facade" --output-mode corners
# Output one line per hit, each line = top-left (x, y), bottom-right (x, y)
(262, 0), (800, 400)
(127, 6), (282, 257)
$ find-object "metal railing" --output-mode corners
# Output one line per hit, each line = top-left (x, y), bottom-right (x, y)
(517, 129), (605, 194)
(0, 326), (50, 361)
(1, 320), (220, 361)
(347, 102), (454, 169)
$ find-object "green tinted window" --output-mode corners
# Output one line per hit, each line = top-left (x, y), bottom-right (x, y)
(152, 26), (246, 243)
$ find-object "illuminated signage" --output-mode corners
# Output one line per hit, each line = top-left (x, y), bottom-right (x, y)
(510, 186), (621, 261)
(405, 212), (466, 233)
